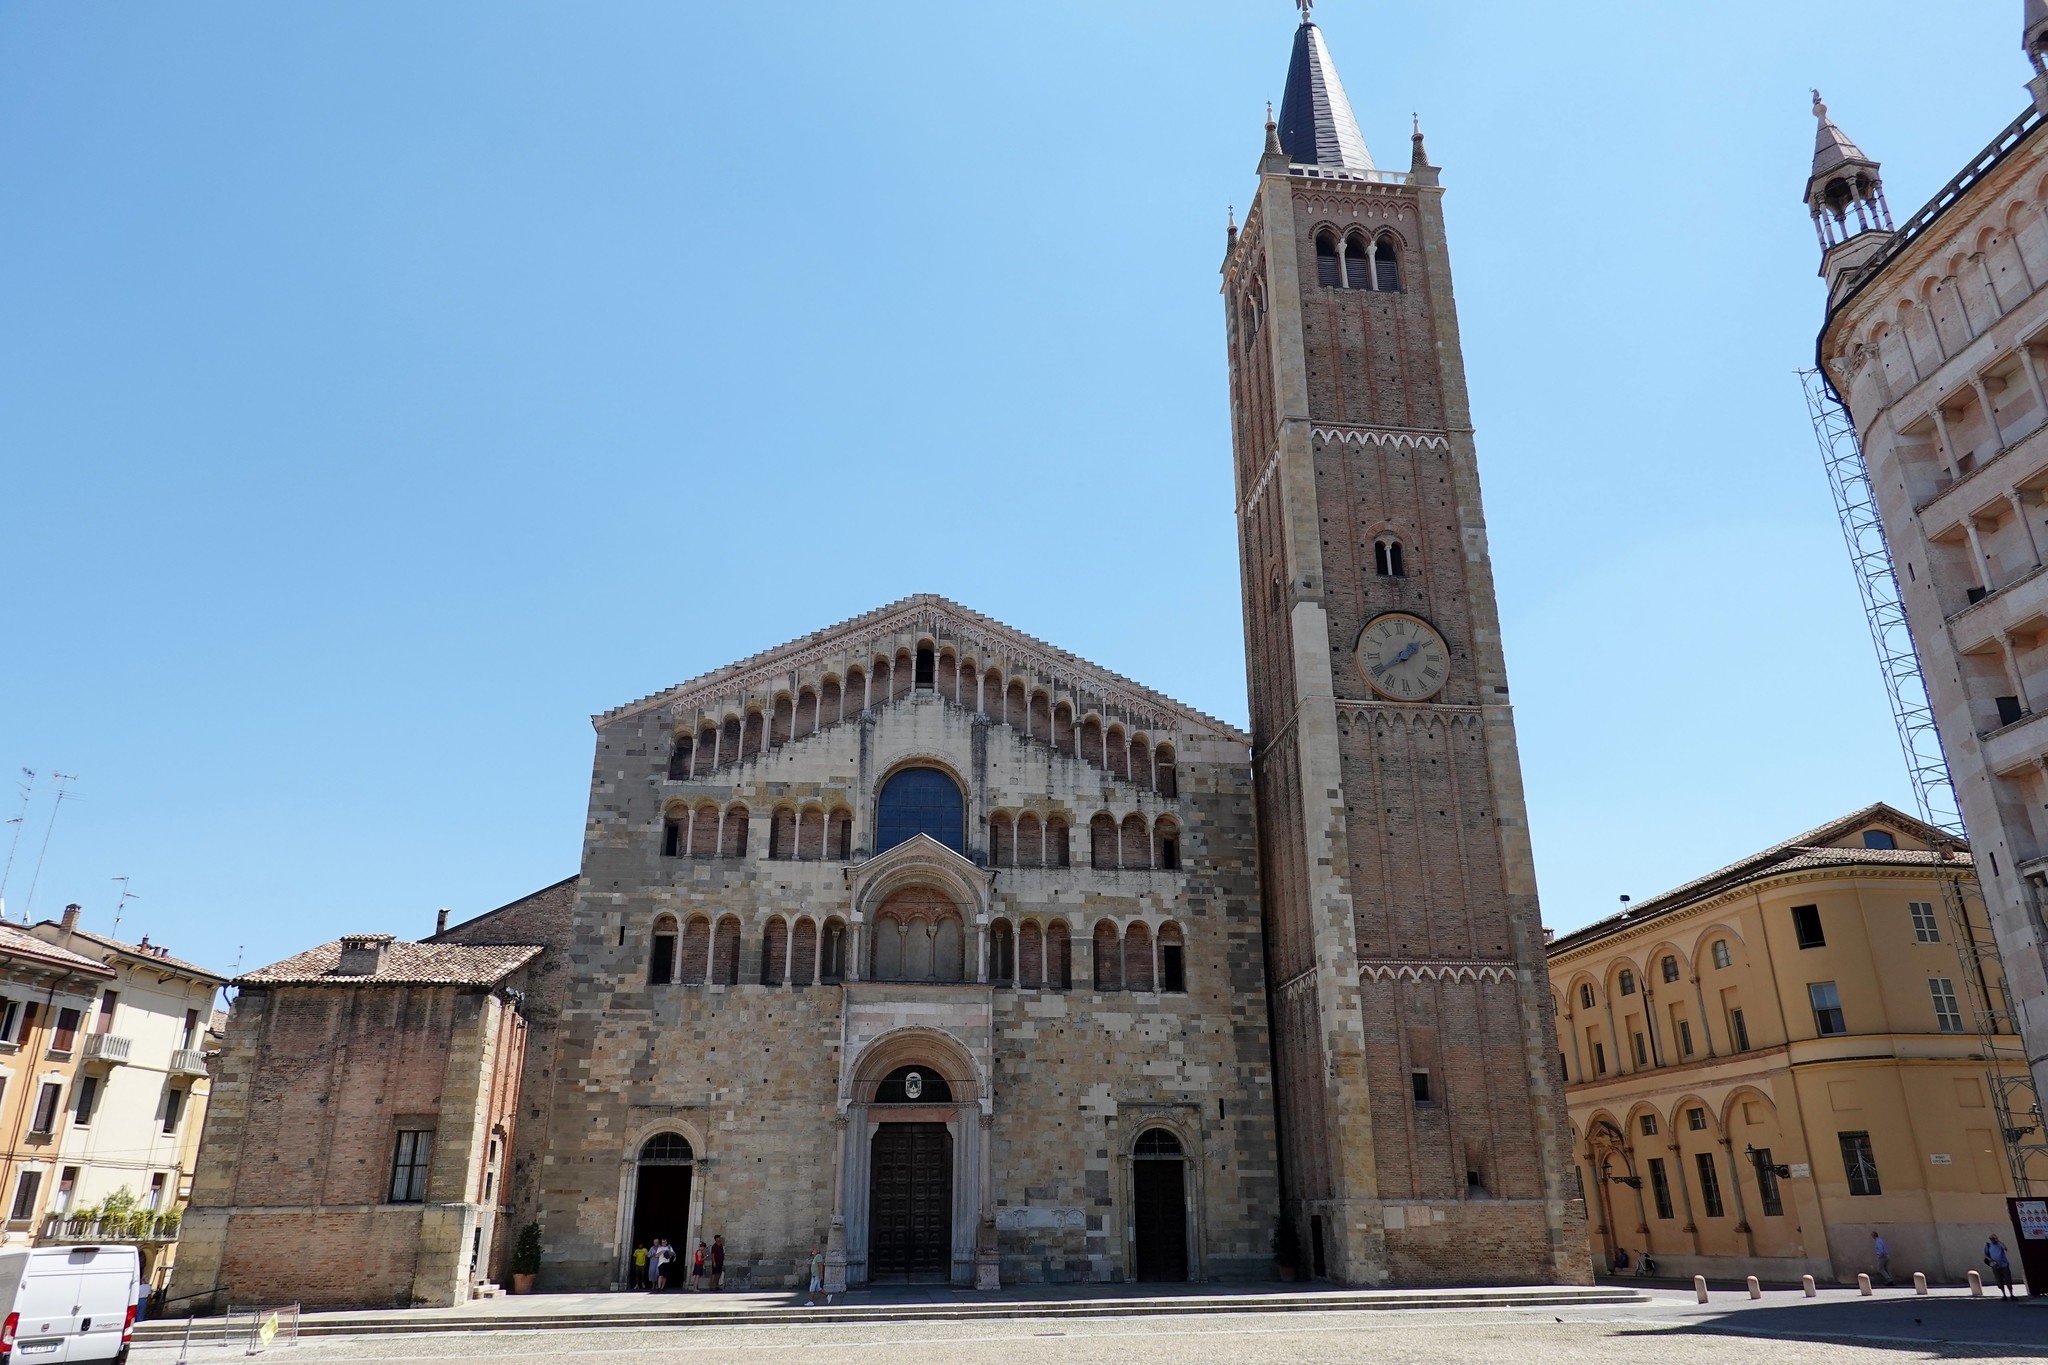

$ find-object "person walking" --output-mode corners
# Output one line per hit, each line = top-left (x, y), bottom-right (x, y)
(651, 1239), (671, 1292)
(710, 1235), (726, 1292)
(1986, 1235), (2016, 1299)
(692, 1241), (709, 1292)
(806, 1244), (827, 1307)
(1871, 1231), (1894, 1286)
(631, 1243), (649, 1291)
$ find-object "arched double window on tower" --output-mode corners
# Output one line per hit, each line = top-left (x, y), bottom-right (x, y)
(1316, 230), (1405, 293)
(1374, 535), (1406, 578)
(875, 767), (965, 855)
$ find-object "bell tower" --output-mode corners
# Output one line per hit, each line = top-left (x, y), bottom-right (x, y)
(1222, 7), (1588, 1285)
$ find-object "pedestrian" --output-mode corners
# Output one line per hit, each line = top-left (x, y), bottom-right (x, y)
(631, 1243), (649, 1291)
(711, 1235), (726, 1292)
(692, 1241), (709, 1292)
(806, 1244), (827, 1307)
(1871, 1231), (1893, 1286)
(652, 1238), (671, 1292)
(1986, 1234), (2015, 1299)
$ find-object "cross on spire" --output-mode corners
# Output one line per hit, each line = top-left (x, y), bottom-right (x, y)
(1298, 0), (1314, 22)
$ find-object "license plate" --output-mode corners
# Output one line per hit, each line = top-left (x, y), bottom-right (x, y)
(18, 1342), (57, 1353)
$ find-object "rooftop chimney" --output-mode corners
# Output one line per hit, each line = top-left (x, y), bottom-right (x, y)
(336, 934), (396, 977)
(435, 908), (450, 936)
(59, 904), (81, 945)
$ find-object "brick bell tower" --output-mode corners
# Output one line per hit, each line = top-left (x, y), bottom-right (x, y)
(1222, 5), (1588, 1286)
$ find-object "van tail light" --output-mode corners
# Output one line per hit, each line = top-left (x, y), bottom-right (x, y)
(2, 1308), (20, 1362)
(121, 1306), (134, 1344)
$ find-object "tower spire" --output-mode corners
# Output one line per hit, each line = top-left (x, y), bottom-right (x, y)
(1277, 5), (1373, 170)
(1804, 91), (1894, 299)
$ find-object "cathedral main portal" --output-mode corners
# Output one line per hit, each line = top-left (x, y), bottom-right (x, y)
(867, 1123), (952, 1280)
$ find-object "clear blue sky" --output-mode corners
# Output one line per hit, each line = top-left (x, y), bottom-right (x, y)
(0, 1), (2024, 977)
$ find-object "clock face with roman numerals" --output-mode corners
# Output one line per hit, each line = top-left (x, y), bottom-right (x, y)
(1357, 612), (1449, 701)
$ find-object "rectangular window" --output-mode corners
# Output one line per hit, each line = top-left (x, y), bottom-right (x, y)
(95, 992), (117, 1033)
(1792, 904), (1825, 948)
(181, 1008), (201, 1051)
(1592, 1041), (1607, 1076)
(1633, 1032), (1648, 1067)
(649, 931), (676, 987)
(1810, 981), (1846, 1036)
(1930, 978), (1965, 1033)
(1677, 1019), (1695, 1057)
(53, 1168), (77, 1214)
(1639, 1113), (1658, 1136)
(661, 820), (682, 858)
(50, 1008), (79, 1055)
(0, 1000), (19, 1044)
(146, 1173), (167, 1211)
(161, 1087), (185, 1136)
(389, 1130), (434, 1203)
(1840, 1131), (1881, 1196)
(30, 1083), (60, 1136)
(1712, 940), (1732, 969)
(1160, 945), (1186, 993)
(1695, 1152), (1726, 1217)
(1910, 902), (1941, 942)
(1754, 1146), (1784, 1217)
(1687, 1106), (1707, 1131)
(1160, 838), (1180, 871)
(1648, 1158), (1675, 1219)
(1729, 1007), (1751, 1052)
(9, 1172), (41, 1223)
(72, 1076), (97, 1128)
(1410, 1070), (1433, 1104)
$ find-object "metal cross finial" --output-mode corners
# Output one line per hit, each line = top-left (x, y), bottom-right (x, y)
(1298, 0), (1313, 21)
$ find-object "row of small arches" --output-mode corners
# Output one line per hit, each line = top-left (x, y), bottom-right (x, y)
(648, 913), (851, 987)
(1314, 229), (1403, 293)
(667, 645), (1178, 796)
(1557, 930), (1746, 1014)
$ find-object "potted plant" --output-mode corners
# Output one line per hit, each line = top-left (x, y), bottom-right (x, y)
(1272, 1209), (1302, 1282)
(509, 1221), (542, 1294)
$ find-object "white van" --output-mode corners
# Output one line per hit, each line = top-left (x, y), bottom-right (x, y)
(0, 1246), (138, 1365)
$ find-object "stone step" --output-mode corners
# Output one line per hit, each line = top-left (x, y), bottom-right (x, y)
(135, 1286), (1640, 1342)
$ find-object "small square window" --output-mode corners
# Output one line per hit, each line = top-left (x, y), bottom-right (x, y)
(1410, 1070), (1433, 1104)
(1687, 1107), (1707, 1131)
(1792, 905), (1825, 949)
(1639, 1114), (1658, 1136)
(1909, 901), (1941, 943)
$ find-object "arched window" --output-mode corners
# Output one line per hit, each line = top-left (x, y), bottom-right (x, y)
(1154, 818), (1180, 871)
(641, 1132), (693, 1163)
(1020, 920), (1045, 989)
(876, 768), (965, 855)
(1121, 814), (1150, 870)
(1134, 1128), (1183, 1158)
(769, 807), (797, 861)
(1343, 234), (1370, 290)
(869, 887), (965, 982)
(721, 805), (750, 858)
(662, 811), (684, 858)
(1374, 536), (1406, 577)
(1016, 813), (1043, 869)
(721, 716), (742, 765)
(1048, 920), (1072, 990)
(1081, 717), (1104, 767)
(667, 734), (693, 781)
(1090, 814), (1118, 870)
(794, 688), (818, 739)
(1030, 692), (1052, 742)
(741, 711), (764, 761)
(761, 919), (788, 986)
(1131, 740), (1153, 791)
(1159, 922), (1186, 992)
(1125, 922), (1155, 992)
(915, 645), (936, 690)
(1047, 817), (1071, 868)
(1661, 956), (1680, 984)
(712, 916), (741, 986)
(820, 917), (848, 983)
(1154, 745), (1177, 798)
(822, 677), (843, 724)
(989, 919), (1015, 984)
(770, 695), (793, 747)
(1374, 236), (1401, 292)
(1006, 680), (1028, 732)
(1316, 232), (1341, 288)
(650, 914), (678, 986)
(1054, 703), (1076, 755)
(990, 812), (1014, 868)
(790, 916), (817, 987)
(1107, 727), (1131, 780)
(936, 651), (957, 698)
(845, 667), (865, 713)
(829, 808), (854, 860)
(870, 659), (890, 705)
(679, 916), (711, 986)
(875, 1065), (953, 1104)
(1093, 921), (1122, 991)
(893, 649), (915, 701)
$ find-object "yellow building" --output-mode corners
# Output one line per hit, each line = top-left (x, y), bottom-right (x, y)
(1547, 805), (2028, 1284)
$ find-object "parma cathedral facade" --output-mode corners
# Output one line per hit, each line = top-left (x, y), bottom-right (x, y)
(173, 14), (1588, 1308)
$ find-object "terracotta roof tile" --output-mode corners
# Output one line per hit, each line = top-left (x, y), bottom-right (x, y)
(0, 923), (115, 978)
(239, 940), (542, 988)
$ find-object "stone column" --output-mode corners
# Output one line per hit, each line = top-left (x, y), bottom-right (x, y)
(1720, 1137), (1755, 1253)
(824, 1116), (849, 1295)
(975, 1113), (1000, 1289)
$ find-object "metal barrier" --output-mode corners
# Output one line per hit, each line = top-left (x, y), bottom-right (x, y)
(224, 1305), (300, 1356)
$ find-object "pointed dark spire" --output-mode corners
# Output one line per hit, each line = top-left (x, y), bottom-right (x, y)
(1277, 13), (1373, 171)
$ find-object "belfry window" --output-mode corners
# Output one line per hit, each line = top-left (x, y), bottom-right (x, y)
(875, 767), (965, 855)
(1374, 537), (1405, 578)
(1344, 235), (1371, 290)
(1374, 237), (1402, 292)
(915, 646), (936, 690)
(1316, 232), (1341, 288)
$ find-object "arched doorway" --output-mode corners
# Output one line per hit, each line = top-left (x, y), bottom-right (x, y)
(1132, 1128), (1188, 1282)
(868, 1066), (954, 1282)
(632, 1133), (694, 1267)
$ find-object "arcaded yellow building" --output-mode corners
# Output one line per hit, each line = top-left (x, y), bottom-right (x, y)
(1547, 805), (2026, 1283)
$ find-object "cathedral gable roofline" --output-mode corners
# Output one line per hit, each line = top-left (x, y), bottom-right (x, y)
(597, 593), (1249, 743)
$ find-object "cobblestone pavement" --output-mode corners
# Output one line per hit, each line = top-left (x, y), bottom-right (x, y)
(135, 1292), (2048, 1363)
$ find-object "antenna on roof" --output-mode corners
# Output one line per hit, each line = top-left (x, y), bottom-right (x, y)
(21, 773), (78, 921)
(1618, 894), (1632, 916)
(111, 877), (138, 937)
(0, 769), (36, 913)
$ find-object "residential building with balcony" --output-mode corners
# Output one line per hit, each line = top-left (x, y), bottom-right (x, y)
(25, 905), (227, 1295)
(1812, 5), (2048, 1119)
(1547, 806), (2025, 1284)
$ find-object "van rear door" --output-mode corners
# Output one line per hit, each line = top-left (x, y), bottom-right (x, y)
(67, 1249), (134, 1364)
(10, 1251), (80, 1361)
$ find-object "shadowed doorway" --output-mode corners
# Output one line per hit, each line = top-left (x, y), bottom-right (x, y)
(868, 1122), (952, 1281)
(632, 1133), (694, 1270)
(1132, 1128), (1189, 1282)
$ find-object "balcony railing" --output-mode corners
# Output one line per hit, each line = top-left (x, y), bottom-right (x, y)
(169, 1048), (207, 1078)
(80, 1034), (131, 1065)
(39, 1211), (181, 1245)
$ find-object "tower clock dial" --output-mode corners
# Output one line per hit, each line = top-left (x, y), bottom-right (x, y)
(1357, 612), (1449, 701)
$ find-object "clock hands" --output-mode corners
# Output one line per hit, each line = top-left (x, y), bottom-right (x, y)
(1369, 640), (1421, 678)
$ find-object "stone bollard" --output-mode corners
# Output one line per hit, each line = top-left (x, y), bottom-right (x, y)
(1969, 1270), (1984, 1297)
(1747, 1276), (1762, 1300)
(1695, 1275), (1710, 1304)
(1913, 1272), (1928, 1296)
(1802, 1275), (1817, 1298)
(1858, 1273), (1873, 1296)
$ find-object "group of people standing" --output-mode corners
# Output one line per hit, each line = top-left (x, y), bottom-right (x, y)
(631, 1235), (726, 1292)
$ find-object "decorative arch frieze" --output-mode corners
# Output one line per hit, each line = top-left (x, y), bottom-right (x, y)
(1356, 958), (1515, 985)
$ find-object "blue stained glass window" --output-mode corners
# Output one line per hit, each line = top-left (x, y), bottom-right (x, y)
(875, 767), (964, 854)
